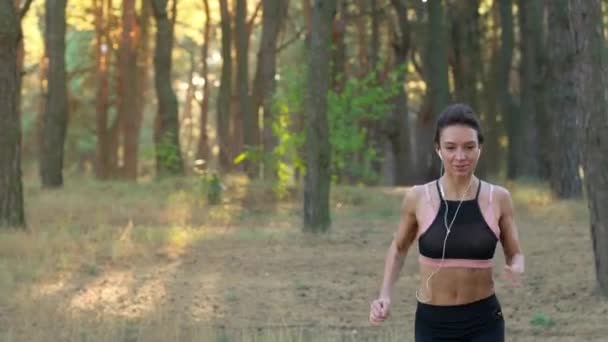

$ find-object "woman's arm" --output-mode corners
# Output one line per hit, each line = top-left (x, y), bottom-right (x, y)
(370, 186), (420, 325)
(496, 187), (525, 284)
(379, 186), (420, 299)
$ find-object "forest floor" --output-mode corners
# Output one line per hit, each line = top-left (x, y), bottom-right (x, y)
(1, 173), (607, 341)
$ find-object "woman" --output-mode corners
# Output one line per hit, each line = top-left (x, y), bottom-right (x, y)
(369, 104), (525, 341)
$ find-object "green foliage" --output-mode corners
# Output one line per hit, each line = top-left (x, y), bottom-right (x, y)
(530, 312), (555, 328)
(271, 66), (307, 197)
(156, 133), (182, 174)
(198, 172), (222, 205)
(269, 64), (405, 188)
(233, 145), (264, 166)
(327, 69), (402, 184)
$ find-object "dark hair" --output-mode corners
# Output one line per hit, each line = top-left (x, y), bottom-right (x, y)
(433, 103), (484, 146)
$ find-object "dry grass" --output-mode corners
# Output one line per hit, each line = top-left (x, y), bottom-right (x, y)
(0, 174), (607, 341)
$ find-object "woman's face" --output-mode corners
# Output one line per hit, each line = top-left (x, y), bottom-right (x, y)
(436, 125), (481, 177)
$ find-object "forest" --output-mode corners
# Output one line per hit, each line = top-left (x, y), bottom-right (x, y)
(0, 0), (607, 340)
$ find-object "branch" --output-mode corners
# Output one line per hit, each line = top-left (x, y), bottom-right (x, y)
(67, 66), (96, 82)
(276, 27), (307, 53)
(247, 0), (262, 33)
(19, 0), (34, 19)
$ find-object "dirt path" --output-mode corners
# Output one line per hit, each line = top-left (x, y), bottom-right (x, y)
(11, 185), (608, 341)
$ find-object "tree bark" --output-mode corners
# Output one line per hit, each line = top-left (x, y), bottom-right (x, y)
(331, 0), (346, 92)
(235, 0), (255, 177)
(494, 0), (518, 180)
(389, 0), (411, 186)
(217, 0), (233, 171)
(94, 0), (112, 179)
(251, 0), (287, 180)
(303, 0), (336, 232)
(40, 0), (68, 187)
(0, 1), (25, 228)
(151, 0), (184, 176)
(546, 0), (582, 198)
(516, 0), (546, 179)
(118, 0), (141, 179)
(570, 0), (608, 296)
(416, 0), (450, 182)
(196, 0), (211, 165)
(448, 0), (480, 109)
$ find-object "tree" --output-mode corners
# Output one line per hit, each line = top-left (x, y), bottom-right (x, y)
(151, 0), (184, 176)
(118, 0), (142, 180)
(0, 1), (26, 228)
(303, 0), (336, 232)
(448, 0), (480, 110)
(196, 0), (211, 165)
(388, 0), (411, 185)
(516, 0), (549, 179)
(496, 0), (519, 180)
(235, 0), (254, 177)
(217, 0), (233, 171)
(40, 0), (68, 187)
(251, 0), (287, 180)
(570, 0), (608, 296)
(546, 0), (582, 198)
(415, 0), (449, 182)
(94, 0), (113, 180)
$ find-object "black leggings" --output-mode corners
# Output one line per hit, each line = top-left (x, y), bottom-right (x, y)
(415, 294), (505, 342)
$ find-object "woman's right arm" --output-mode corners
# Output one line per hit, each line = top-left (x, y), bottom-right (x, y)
(379, 186), (420, 299)
(370, 186), (420, 325)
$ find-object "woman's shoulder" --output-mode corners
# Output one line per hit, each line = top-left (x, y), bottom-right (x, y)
(403, 181), (438, 205)
(479, 180), (512, 203)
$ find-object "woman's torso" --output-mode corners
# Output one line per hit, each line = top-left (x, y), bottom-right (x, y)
(414, 179), (500, 306)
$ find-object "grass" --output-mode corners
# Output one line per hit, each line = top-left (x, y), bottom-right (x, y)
(0, 174), (606, 341)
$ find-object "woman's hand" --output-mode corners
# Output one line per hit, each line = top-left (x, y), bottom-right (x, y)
(369, 297), (391, 325)
(503, 254), (524, 287)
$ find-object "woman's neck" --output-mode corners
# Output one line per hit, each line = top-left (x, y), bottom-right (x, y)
(440, 174), (477, 199)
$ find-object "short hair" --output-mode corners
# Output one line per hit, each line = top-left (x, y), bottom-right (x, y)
(433, 103), (484, 146)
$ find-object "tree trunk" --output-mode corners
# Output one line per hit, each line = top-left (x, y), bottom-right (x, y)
(217, 0), (233, 171)
(416, 0), (450, 182)
(516, 0), (544, 179)
(303, 0), (336, 232)
(546, 0), (582, 198)
(531, 1), (550, 180)
(493, 0), (517, 180)
(389, 0), (411, 186)
(368, 0), (380, 73)
(181, 48), (196, 158)
(40, 0), (68, 188)
(94, 0), (112, 180)
(0, 1), (25, 228)
(448, 0), (487, 177)
(151, 0), (184, 176)
(251, 0), (287, 180)
(367, 0), (384, 181)
(448, 0), (480, 109)
(355, 0), (368, 76)
(196, 0), (211, 165)
(135, 0), (150, 170)
(235, 0), (255, 177)
(570, 0), (608, 296)
(118, 0), (140, 180)
(331, 0), (346, 92)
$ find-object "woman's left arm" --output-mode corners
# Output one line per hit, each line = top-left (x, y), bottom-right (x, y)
(497, 187), (525, 284)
